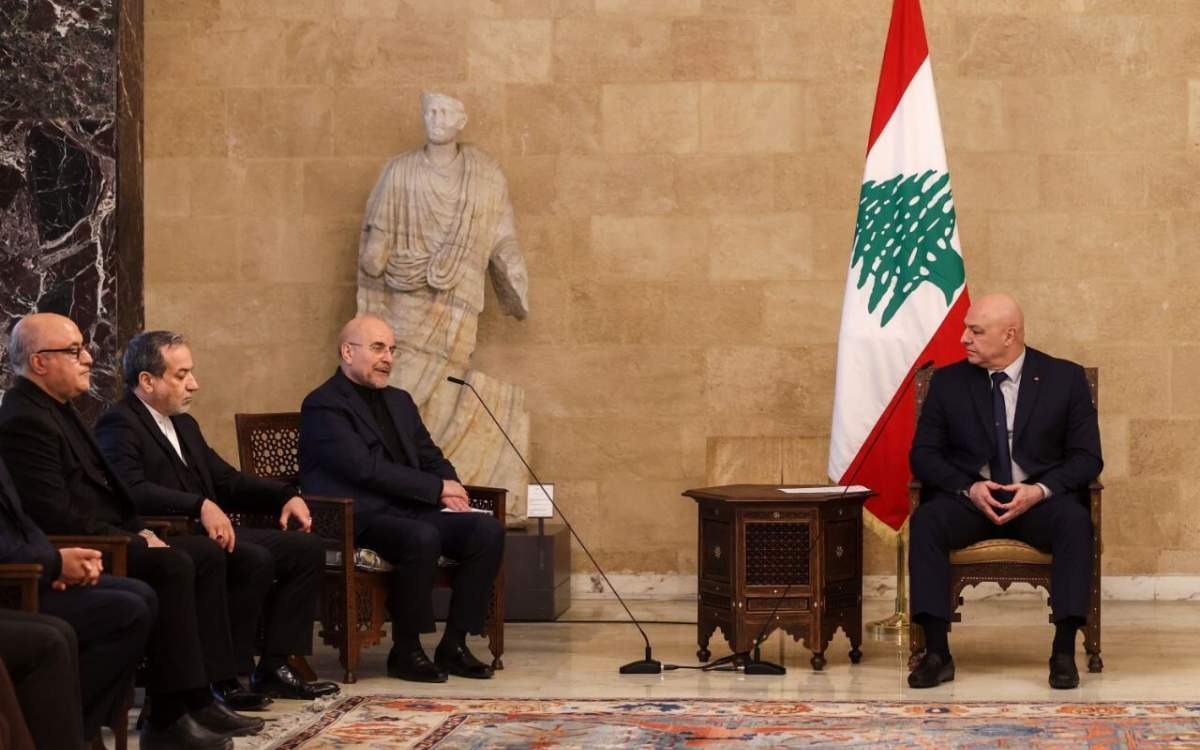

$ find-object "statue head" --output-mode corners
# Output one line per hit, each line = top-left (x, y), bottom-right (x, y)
(420, 92), (468, 146)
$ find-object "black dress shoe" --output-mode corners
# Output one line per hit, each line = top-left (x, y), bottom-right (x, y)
(434, 641), (495, 680)
(251, 664), (341, 700)
(140, 713), (233, 750)
(191, 700), (265, 737)
(1049, 653), (1080, 689)
(212, 678), (273, 711)
(387, 647), (448, 683)
(907, 652), (955, 688)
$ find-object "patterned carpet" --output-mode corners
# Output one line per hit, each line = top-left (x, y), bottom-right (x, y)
(258, 696), (1200, 749)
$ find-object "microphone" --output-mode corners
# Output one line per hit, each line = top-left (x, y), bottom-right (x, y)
(733, 358), (936, 676)
(447, 375), (662, 674)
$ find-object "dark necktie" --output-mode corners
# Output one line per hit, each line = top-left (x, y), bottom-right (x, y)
(990, 371), (1013, 502)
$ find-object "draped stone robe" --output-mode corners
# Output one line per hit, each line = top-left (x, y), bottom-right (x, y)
(358, 144), (530, 522)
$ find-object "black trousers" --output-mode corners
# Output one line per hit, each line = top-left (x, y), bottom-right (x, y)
(39, 574), (156, 741)
(225, 528), (325, 672)
(0, 609), (81, 750)
(909, 490), (1093, 624)
(0, 658), (35, 750)
(126, 535), (238, 692)
(357, 506), (505, 640)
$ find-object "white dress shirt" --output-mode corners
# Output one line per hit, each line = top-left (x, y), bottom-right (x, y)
(979, 348), (1051, 498)
(137, 396), (187, 466)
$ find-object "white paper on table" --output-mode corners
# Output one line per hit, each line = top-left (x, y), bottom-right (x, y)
(440, 507), (492, 513)
(526, 483), (554, 519)
(777, 485), (870, 494)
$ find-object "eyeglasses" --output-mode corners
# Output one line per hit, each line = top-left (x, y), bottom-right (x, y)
(34, 344), (91, 360)
(346, 342), (398, 356)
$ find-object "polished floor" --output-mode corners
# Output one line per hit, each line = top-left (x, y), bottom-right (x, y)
(120, 597), (1200, 748)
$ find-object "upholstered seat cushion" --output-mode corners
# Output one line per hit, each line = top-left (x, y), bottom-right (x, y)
(950, 539), (1052, 566)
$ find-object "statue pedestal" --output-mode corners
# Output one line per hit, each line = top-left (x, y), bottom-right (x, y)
(434, 522), (571, 622)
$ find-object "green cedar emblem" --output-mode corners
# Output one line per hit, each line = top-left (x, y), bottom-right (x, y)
(851, 169), (966, 326)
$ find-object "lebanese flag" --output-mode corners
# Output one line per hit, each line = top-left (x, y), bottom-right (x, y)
(827, 0), (970, 531)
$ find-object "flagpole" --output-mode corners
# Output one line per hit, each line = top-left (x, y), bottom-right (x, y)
(867, 526), (910, 640)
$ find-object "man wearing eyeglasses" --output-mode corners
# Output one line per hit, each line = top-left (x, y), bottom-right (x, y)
(299, 314), (504, 683)
(0, 313), (263, 750)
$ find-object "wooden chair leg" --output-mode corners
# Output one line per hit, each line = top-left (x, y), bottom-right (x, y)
(486, 584), (504, 670)
(1085, 604), (1103, 673)
(339, 637), (359, 684)
(104, 682), (133, 750)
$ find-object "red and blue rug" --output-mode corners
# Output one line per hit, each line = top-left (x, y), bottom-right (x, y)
(265, 697), (1200, 749)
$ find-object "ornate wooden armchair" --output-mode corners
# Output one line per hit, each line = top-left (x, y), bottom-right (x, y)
(908, 367), (1103, 673)
(233, 412), (506, 684)
(0, 535), (133, 750)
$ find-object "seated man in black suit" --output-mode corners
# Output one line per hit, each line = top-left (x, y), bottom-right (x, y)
(0, 313), (264, 750)
(1, 453), (155, 747)
(95, 330), (338, 701)
(299, 314), (504, 683)
(907, 293), (1102, 690)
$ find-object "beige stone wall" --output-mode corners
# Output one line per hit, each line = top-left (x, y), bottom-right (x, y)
(144, 0), (1199, 577)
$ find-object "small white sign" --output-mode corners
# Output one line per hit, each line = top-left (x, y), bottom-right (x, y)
(527, 483), (555, 518)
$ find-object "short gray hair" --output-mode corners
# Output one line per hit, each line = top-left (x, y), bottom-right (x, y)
(123, 330), (187, 389)
(7, 318), (33, 375)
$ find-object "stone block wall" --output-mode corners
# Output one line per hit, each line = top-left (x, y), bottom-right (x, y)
(143, 0), (1199, 577)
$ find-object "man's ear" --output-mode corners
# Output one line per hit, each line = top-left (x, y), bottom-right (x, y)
(26, 353), (47, 376)
(137, 371), (155, 394)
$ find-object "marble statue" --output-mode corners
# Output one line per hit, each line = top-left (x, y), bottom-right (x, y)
(357, 92), (531, 524)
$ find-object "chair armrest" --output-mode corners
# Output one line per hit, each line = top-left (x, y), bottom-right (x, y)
(48, 535), (131, 577)
(908, 480), (922, 515)
(300, 495), (355, 556)
(142, 516), (195, 537)
(465, 485), (506, 523)
(0, 564), (42, 612)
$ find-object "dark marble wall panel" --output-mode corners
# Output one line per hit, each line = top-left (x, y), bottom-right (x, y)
(0, 0), (142, 422)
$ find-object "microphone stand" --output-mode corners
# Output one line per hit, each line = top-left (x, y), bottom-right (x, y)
(447, 376), (662, 674)
(724, 359), (936, 676)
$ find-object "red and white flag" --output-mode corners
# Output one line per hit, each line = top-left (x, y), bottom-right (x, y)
(827, 0), (970, 530)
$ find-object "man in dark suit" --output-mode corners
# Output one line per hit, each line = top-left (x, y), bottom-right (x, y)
(299, 314), (504, 683)
(0, 313), (263, 749)
(95, 330), (338, 701)
(1, 452), (155, 747)
(907, 294), (1102, 690)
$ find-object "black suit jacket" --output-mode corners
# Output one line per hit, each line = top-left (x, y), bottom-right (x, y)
(0, 378), (143, 538)
(95, 394), (295, 518)
(299, 370), (458, 526)
(910, 347), (1103, 505)
(0, 456), (62, 586)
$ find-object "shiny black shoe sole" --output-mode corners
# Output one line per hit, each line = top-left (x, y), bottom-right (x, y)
(215, 694), (274, 712)
(252, 681), (342, 700)
(387, 667), (449, 683)
(435, 660), (494, 680)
